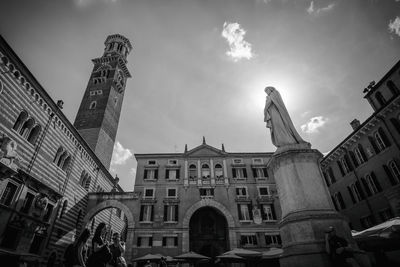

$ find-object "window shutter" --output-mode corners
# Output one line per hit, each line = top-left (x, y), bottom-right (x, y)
(175, 205), (179, 222)
(176, 169), (180, 179)
(271, 204), (277, 220)
(243, 168), (247, 178)
(137, 237), (141, 247)
(371, 172), (382, 192)
(235, 188), (240, 195)
(338, 192), (346, 209)
(149, 237), (153, 247)
(144, 170), (148, 179)
(347, 186), (356, 204)
(263, 168), (268, 177)
(232, 168), (237, 178)
(260, 204), (266, 220)
(174, 237), (178, 246)
(337, 161), (345, 176)
(166, 169), (169, 179)
(237, 204), (243, 220)
(361, 178), (372, 197)
(355, 181), (366, 200)
(368, 136), (380, 154)
(349, 151), (358, 168)
(252, 168), (257, 178)
(331, 196), (339, 210)
(150, 205), (154, 221)
(248, 204), (253, 220)
(383, 164), (397, 186)
(139, 206), (144, 221)
(164, 205), (168, 221)
(378, 128), (391, 147)
(154, 169), (158, 179)
(329, 168), (336, 183)
(345, 154), (353, 171)
(358, 144), (367, 162)
(162, 237), (166, 247)
(323, 172), (330, 186)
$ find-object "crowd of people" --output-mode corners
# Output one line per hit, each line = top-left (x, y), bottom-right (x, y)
(64, 222), (127, 267)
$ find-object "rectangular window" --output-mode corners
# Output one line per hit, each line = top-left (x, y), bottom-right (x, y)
(253, 168), (268, 178)
(354, 148), (365, 165)
(258, 187), (269, 197)
(265, 234), (282, 246)
(137, 236), (153, 247)
(252, 158), (263, 164)
(162, 236), (178, 247)
(236, 187), (248, 197)
(143, 188), (155, 199)
(164, 205), (178, 222)
(240, 234), (257, 246)
(144, 169), (158, 180)
(20, 192), (35, 214)
(167, 188), (177, 198)
(238, 204), (251, 221)
(261, 204), (276, 221)
(0, 182), (18, 206)
(233, 158), (243, 164)
(147, 160), (157, 165)
(199, 188), (214, 197)
(166, 169), (179, 180)
(168, 159), (178, 165)
(140, 205), (154, 222)
(232, 168), (247, 179)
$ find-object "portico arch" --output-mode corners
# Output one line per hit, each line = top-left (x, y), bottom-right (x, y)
(182, 199), (236, 252)
(83, 199), (135, 262)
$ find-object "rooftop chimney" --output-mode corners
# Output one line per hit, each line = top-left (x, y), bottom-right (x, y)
(350, 119), (361, 131)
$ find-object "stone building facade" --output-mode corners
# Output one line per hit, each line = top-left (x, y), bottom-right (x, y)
(321, 60), (400, 231)
(131, 140), (282, 259)
(0, 34), (129, 266)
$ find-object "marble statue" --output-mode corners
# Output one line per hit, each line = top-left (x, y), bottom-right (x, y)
(264, 86), (305, 147)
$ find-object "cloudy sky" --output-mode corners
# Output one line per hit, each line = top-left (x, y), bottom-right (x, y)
(1, 0), (399, 191)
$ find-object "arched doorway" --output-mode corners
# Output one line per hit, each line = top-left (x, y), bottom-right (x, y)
(189, 207), (229, 266)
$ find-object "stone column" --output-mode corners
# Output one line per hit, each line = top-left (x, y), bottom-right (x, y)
(269, 146), (356, 267)
(125, 227), (135, 263)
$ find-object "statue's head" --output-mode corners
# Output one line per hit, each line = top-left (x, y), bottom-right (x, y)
(264, 86), (275, 95)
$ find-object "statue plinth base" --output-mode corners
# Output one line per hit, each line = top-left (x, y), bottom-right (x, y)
(269, 145), (356, 267)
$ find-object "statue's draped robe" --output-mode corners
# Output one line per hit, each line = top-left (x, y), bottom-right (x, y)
(264, 90), (305, 147)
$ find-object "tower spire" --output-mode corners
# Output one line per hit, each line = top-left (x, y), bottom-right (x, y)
(202, 136), (206, 144)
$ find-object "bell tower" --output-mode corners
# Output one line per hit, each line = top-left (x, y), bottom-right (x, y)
(74, 34), (132, 169)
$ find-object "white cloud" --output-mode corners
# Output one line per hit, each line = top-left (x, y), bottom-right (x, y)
(111, 141), (133, 165)
(388, 16), (400, 37)
(129, 167), (136, 177)
(221, 22), (254, 62)
(301, 116), (328, 133)
(307, 1), (335, 16)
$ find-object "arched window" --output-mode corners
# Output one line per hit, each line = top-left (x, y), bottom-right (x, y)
(60, 200), (68, 219)
(89, 101), (97, 109)
(390, 117), (400, 135)
(84, 176), (91, 190)
(19, 117), (34, 138)
(56, 150), (67, 167)
(215, 164), (223, 178)
(375, 92), (386, 107)
(375, 128), (390, 151)
(27, 124), (42, 144)
(13, 111), (28, 132)
(53, 147), (64, 163)
(61, 155), (71, 171)
(201, 164), (210, 178)
(387, 80), (399, 97)
(389, 161), (400, 184)
(189, 164), (197, 179)
(354, 145), (366, 165)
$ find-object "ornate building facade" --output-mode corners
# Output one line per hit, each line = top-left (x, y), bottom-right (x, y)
(321, 60), (400, 230)
(0, 34), (130, 266)
(131, 139), (282, 260)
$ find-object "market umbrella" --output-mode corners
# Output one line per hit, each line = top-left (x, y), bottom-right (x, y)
(133, 253), (163, 262)
(223, 248), (262, 258)
(174, 251), (210, 267)
(352, 217), (400, 239)
(262, 248), (283, 259)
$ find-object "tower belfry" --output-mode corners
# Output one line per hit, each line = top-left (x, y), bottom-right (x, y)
(74, 34), (132, 169)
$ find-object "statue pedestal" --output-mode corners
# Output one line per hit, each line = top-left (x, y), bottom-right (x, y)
(269, 146), (356, 267)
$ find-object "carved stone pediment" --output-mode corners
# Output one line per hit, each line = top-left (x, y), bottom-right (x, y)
(186, 144), (225, 157)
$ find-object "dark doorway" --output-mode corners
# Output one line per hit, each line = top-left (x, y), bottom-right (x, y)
(189, 207), (229, 266)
